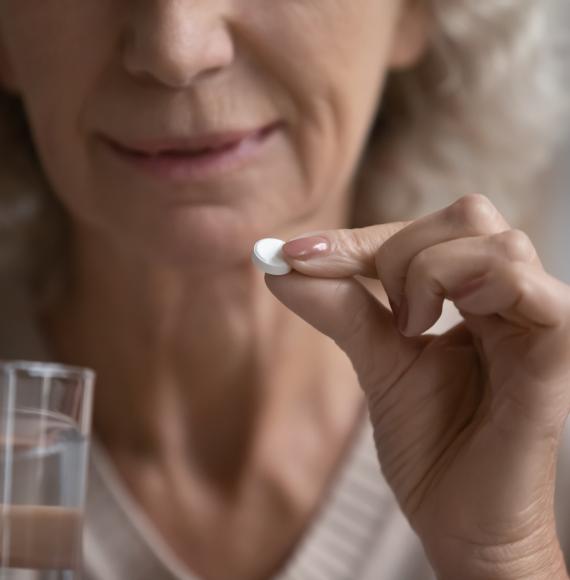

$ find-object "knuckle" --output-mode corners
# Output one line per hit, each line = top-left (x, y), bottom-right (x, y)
(493, 229), (536, 263)
(409, 247), (434, 280)
(353, 228), (377, 257)
(446, 194), (498, 233)
(335, 228), (359, 253)
(375, 225), (409, 274)
(375, 242), (393, 278)
(339, 227), (375, 259)
(374, 223), (408, 272)
(507, 262), (535, 299)
(375, 244), (406, 302)
(407, 248), (442, 297)
(334, 228), (376, 276)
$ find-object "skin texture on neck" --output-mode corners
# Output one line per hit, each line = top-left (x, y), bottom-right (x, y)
(0, 1), (429, 576)
(39, 203), (364, 580)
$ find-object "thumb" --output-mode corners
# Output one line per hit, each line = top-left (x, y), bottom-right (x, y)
(265, 272), (421, 388)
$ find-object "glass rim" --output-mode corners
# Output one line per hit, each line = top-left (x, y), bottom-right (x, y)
(0, 360), (95, 436)
(0, 360), (95, 383)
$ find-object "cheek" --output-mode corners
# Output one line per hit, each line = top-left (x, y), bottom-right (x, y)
(0, 2), (116, 221)
(247, 0), (399, 201)
(1, 2), (111, 116)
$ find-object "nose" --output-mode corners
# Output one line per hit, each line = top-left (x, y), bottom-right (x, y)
(122, 1), (235, 89)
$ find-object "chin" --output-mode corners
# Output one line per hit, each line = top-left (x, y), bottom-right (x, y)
(135, 204), (286, 273)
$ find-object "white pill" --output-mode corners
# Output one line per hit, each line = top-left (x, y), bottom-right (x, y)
(252, 238), (292, 276)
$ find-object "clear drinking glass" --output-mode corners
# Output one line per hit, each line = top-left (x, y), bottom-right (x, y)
(0, 361), (94, 580)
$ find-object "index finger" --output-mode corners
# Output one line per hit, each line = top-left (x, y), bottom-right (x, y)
(282, 195), (512, 282)
(283, 221), (411, 278)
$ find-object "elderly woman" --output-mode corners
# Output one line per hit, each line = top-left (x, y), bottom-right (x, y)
(0, 1), (569, 579)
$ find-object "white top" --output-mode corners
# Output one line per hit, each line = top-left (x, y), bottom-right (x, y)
(1, 276), (569, 580)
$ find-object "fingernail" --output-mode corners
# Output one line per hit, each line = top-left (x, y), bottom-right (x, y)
(397, 296), (409, 335)
(389, 298), (400, 320)
(283, 236), (330, 260)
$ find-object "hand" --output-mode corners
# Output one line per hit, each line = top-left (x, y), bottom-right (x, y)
(266, 195), (570, 580)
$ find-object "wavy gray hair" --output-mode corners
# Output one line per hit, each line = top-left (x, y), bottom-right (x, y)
(0, 0), (566, 295)
(355, 0), (566, 224)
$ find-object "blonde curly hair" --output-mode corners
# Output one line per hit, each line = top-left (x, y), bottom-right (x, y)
(0, 0), (565, 293)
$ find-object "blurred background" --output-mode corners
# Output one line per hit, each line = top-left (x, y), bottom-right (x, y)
(540, 140), (570, 284)
(539, 0), (570, 283)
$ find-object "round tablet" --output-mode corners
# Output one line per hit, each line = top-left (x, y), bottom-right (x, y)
(251, 238), (292, 276)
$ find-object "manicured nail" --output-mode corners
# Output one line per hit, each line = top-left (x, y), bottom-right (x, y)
(397, 296), (409, 335)
(283, 236), (330, 260)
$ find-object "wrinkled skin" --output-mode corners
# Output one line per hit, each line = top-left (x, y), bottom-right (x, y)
(0, 0), (425, 268)
(269, 194), (570, 579)
(2, 0), (569, 578)
(0, 2), (436, 579)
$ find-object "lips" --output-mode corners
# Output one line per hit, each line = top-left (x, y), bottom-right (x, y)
(101, 122), (280, 182)
(111, 123), (278, 158)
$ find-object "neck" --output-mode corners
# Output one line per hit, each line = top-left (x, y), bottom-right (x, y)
(40, 223), (361, 489)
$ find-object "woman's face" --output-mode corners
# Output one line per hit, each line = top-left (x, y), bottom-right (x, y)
(0, 1), (425, 268)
